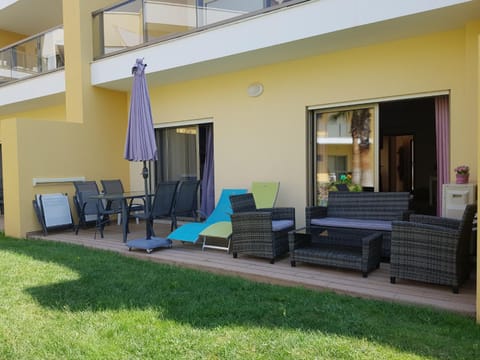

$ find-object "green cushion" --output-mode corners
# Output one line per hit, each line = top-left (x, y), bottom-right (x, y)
(252, 181), (279, 208)
(199, 221), (232, 239)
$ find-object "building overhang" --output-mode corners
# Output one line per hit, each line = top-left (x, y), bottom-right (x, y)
(91, 0), (479, 91)
(0, 70), (65, 116)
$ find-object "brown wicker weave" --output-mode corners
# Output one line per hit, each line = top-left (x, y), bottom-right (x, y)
(390, 204), (476, 293)
(230, 193), (295, 263)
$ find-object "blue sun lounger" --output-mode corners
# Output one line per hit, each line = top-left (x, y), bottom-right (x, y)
(167, 188), (247, 243)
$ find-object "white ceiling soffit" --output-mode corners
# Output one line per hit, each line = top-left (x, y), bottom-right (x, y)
(91, 0), (479, 91)
(0, 0), (62, 35)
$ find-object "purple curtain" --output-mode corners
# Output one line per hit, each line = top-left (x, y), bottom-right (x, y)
(200, 126), (215, 216)
(435, 95), (450, 216)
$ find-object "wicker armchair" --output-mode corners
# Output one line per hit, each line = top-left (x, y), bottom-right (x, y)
(390, 204), (476, 293)
(230, 193), (295, 263)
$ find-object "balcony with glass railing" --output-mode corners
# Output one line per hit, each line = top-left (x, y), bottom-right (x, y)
(92, 0), (299, 59)
(0, 26), (64, 86)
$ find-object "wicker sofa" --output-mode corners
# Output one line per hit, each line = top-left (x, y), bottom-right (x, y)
(390, 204), (476, 293)
(306, 191), (411, 259)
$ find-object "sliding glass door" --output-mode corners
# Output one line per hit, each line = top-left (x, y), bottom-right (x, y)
(154, 123), (215, 215)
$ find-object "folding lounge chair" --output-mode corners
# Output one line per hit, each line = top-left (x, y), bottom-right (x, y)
(200, 181), (280, 252)
(167, 188), (247, 244)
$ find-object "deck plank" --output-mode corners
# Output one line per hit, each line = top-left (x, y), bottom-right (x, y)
(26, 220), (476, 317)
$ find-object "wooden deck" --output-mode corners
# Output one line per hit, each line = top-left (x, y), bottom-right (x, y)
(25, 219), (477, 318)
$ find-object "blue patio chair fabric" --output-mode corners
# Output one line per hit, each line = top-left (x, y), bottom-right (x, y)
(171, 179), (201, 230)
(73, 181), (120, 238)
(167, 188), (248, 243)
(199, 182), (280, 252)
(134, 181), (179, 237)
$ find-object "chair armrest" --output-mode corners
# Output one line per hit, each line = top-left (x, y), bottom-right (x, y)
(391, 221), (459, 256)
(409, 214), (461, 230)
(305, 206), (328, 226)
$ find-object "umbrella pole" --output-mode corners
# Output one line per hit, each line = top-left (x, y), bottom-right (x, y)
(142, 161), (151, 239)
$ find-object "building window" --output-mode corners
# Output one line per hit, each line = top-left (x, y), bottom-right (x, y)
(311, 105), (377, 205)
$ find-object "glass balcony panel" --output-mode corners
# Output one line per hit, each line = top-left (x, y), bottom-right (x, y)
(93, 0), (300, 59)
(144, 0), (197, 42)
(0, 26), (64, 86)
(102, 0), (144, 55)
(197, 0), (263, 27)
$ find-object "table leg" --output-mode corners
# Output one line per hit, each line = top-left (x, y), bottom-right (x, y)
(121, 199), (128, 243)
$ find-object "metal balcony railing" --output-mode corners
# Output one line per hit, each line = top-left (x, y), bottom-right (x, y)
(92, 0), (300, 59)
(0, 26), (64, 86)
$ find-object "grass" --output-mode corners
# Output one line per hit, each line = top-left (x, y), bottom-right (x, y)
(0, 235), (479, 360)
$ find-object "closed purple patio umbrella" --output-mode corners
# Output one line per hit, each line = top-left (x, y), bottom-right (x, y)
(124, 58), (157, 163)
(124, 58), (170, 251)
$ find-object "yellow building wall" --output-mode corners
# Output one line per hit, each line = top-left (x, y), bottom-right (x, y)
(0, 86), (127, 237)
(0, 104), (66, 122)
(147, 25), (478, 220)
(0, 29), (24, 48)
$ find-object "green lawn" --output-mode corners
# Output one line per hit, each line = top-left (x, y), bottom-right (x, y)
(0, 235), (479, 360)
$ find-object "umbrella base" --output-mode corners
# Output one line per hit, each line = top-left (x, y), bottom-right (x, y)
(126, 237), (172, 254)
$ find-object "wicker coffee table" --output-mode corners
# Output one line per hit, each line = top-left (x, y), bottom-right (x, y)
(288, 227), (382, 277)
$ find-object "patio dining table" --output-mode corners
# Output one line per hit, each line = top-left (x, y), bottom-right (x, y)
(91, 191), (148, 242)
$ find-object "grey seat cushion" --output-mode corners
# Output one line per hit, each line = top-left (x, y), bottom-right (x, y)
(272, 220), (295, 231)
(311, 217), (392, 232)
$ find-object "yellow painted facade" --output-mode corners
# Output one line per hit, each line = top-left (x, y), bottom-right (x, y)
(147, 25), (479, 212)
(0, 29), (24, 48)
(0, 0), (479, 320)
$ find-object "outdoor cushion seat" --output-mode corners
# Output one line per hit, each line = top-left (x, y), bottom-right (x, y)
(311, 217), (392, 232)
(306, 192), (412, 259)
(272, 220), (295, 231)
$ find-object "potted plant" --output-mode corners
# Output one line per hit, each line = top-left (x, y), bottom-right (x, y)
(329, 173), (362, 192)
(454, 165), (469, 184)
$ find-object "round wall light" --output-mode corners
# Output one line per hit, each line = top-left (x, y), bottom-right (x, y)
(247, 82), (264, 97)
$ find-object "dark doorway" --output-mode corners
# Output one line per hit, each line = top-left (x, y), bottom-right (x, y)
(379, 98), (437, 215)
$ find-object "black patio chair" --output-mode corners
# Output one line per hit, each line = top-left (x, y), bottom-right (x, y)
(171, 179), (201, 230)
(134, 181), (179, 237)
(101, 179), (144, 224)
(73, 181), (120, 238)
